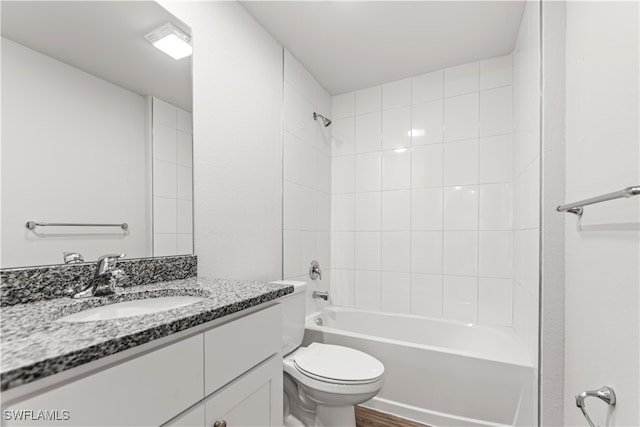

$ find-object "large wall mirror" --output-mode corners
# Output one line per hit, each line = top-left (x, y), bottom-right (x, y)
(1, 1), (193, 268)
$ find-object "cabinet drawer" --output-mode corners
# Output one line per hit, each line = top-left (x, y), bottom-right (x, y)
(205, 355), (282, 427)
(164, 404), (205, 427)
(204, 304), (281, 395)
(3, 335), (204, 427)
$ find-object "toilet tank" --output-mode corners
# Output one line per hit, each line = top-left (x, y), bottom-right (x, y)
(270, 281), (307, 355)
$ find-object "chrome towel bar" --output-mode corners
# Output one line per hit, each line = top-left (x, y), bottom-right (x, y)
(26, 221), (129, 230)
(557, 185), (640, 216)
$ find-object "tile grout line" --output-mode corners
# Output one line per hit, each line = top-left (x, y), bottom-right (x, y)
(350, 94), (358, 307)
(352, 93), (357, 308)
(440, 69), (446, 319)
(379, 88), (383, 311)
(477, 64), (482, 324)
(409, 79), (414, 315)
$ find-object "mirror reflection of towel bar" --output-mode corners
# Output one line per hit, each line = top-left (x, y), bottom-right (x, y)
(25, 221), (128, 230)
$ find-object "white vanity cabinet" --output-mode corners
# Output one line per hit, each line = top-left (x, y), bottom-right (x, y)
(168, 355), (282, 427)
(3, 304), (283, 427)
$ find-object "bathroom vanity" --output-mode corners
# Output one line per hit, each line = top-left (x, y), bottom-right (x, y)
(0, 271), (292, 427)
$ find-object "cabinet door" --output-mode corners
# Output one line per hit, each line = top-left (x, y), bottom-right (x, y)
(3, 335), (204, 427)
(205, 354), (282, 427)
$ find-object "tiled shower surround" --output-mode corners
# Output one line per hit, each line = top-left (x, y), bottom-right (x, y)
(281, 14), (540, 361)
(329, 57), (517, 327)
(282, 50), (332, 314)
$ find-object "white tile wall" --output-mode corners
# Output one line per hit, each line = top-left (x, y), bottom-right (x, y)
(444, 93), (479, 142)
(443, 275), (478, 322)
(330, 54), (519, 328)
(444, 62), (479, 97)
(355, 270), (381, 310)
(512, 0), (541, 367)
(411, 100), (444, 145)
(355, 152), (382, 192)
(382, 150), (410, 190)
(412, 70), (444, 104)
(383, 79), (412, 110)
(410, 273), (443, 317)
(354, 232), (381, 270)
(283, 50), (332, 312)
(443, 139), (479, 186)
(152, 97), (193, 256)
(381, 271), (411, 313)
(383, 107), (411, 149)
(355, 192), (381, 231)
(382, 190), (410, 230)
(411, 145), (443, 187)
(355, 112), (382, 153)
(356, 86), (382, 115)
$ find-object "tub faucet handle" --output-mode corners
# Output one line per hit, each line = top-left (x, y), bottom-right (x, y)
(309, 260), (322, 280)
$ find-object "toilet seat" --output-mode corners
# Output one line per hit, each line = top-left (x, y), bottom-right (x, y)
(293, 343), (384, 384)
(284, 344), (385, 396)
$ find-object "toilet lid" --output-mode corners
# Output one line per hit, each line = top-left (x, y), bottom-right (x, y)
(293, 343), (384, 382)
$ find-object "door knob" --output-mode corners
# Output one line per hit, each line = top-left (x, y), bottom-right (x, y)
(213, 421), (227, 427)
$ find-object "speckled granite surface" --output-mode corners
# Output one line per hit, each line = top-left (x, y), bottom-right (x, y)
(1, 255), (197, 307)
(0, 277), (293, 391)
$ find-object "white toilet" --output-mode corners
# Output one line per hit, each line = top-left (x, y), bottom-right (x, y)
(273, 281), (385, 427)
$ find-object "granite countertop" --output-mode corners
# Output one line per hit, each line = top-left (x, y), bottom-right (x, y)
(0, 277), (293, 391)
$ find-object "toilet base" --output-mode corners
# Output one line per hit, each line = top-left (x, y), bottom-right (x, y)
(284, 373), (359, 427)
(315, 404), (355, 427)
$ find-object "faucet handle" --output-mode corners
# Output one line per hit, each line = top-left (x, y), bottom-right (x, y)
(96, 253), (125, 275)
(63, 252), (84, 264)
(309, 260), (322, 280)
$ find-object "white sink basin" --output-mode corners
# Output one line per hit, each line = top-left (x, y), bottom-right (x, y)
(58, 296), (206, 322)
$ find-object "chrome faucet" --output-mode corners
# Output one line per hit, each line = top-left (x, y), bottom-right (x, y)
(72, 253), (125, 298)
(309, 260), (322, 280)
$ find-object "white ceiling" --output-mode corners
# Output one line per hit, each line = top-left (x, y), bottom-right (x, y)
(1, 1), (192, 111)
(241, 1), (525, 95)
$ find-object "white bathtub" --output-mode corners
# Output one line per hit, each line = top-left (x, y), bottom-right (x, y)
(302, 306), (537, 427)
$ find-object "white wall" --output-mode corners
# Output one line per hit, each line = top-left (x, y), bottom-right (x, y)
(329, 57), (516, 327)
(540, 1), (566, 424)
(160, 1), (283, 281)
(152, 97), (194, 257)
(282, 50), (332, 313)
(564, 2), (640, 425)
(1, 37), (150, 267)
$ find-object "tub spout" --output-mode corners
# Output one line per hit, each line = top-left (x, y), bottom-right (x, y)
(312, 291), (329, 301)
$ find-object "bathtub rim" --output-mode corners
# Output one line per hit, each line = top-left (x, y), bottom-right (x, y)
(305, 305), (533, 368)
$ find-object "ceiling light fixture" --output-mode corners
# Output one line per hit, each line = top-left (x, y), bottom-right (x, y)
(144, 23), (192, 60)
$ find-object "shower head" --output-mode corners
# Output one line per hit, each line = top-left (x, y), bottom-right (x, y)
(313, 112), (332, 127)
